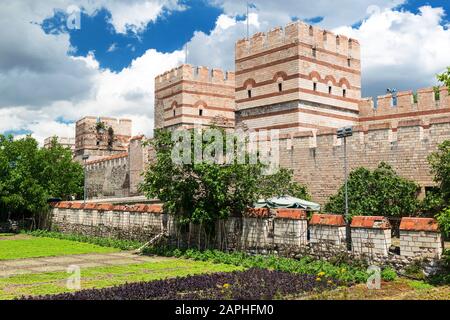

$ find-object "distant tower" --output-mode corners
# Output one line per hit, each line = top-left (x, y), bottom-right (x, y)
(234, 21), (361, 134)
(74, 116), (132, 161)
(154, 64), (236, 131)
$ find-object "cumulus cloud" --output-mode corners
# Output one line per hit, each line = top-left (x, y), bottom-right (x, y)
(334, 5), (450, 96)
(213, 0), (406, 28)
(0, 0), (184, 144)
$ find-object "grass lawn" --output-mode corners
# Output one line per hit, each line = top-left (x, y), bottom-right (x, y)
(0, 237), (118, 260)
(0, 259), (243, 299)
(303, 278), (450, 300)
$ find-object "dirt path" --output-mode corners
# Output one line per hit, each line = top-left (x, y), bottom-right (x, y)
(0, 252), (172, 278)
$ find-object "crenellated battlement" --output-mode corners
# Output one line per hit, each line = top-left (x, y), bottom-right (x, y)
(359, 86), (450, 119)
(155, 64), (235, 90)
(235, 20), (360, 60)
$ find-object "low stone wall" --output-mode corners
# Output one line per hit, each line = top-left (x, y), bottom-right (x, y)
(400, 217), (443, 259)
(51, 202), (175, 242)
(309, 213), (347, 250)
(350, 216), (392, 256)
(50, 203), (445, 272)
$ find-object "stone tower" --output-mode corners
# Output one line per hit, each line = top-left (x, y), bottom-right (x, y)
(74, 116), (132, 161)
(154, 64), (236, 131)
(234, 21), (361, 134)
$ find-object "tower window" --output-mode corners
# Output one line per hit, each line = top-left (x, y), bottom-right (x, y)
(247, 89), (252, 98)
(173, 109), (176, 117)
(343, 89), (347, 97)
(347, 58), (351, 67)
(278, 83), (283, 92)
(312, 47), (317, 58)
(309, 26), (313, 37)
(199, 109), (203, 116)
(328, 86), (332, 94)
(313, 83), (317, 91)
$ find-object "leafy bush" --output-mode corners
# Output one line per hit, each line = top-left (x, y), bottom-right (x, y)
(0, 135), (83, 227)
(22, 268), (342, 300)
(24, 230), (143, 250)
(140, 128), (310, 237)
(436, 208), (450, 238)
(428, 140), (450, 207)
(381, 267), (397, 281)
(143, 246), (395, 285)
(324, 162), (419, 217)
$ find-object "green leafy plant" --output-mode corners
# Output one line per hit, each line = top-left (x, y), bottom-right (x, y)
(324, 162), (420, 217)
(140, 128), (310, 240)
(437, 66), (450, 93)
(381, 267), (397, 281)
(24, 230), (143, 250)
(428, 140), (450, 207)
(143, 246), (396, 285)
(435, 208), (450, 238)
(0, 135), (83, 228)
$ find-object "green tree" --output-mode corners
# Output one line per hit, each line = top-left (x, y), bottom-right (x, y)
(428, 140), (450, 206)
(324, 162), (419, 217)
(437, 66), (450, 92)
(140, 128), (310, 235)
(0, 135), (83, 227)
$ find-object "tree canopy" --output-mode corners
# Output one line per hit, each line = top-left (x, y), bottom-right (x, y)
(0, 135), (83, 226)
(324, 162), (420, 217)
(140, 128), (309, 231)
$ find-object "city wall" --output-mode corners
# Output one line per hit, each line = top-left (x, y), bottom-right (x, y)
(50, 204), (444, 272)
(278, 117), (450, 204)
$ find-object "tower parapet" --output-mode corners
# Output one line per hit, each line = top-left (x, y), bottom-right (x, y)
(358, 86), (450, 127)
(235, 20), (361, 134)
(154, 64), (235, 130)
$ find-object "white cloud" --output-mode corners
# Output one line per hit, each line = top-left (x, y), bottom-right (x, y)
(334, 6), (450, 96)
(213, 0), (406, 28)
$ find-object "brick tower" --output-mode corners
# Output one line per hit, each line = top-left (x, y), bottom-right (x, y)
(74, 116), (132, 161)
(234, 21), (361, 134)
(154, 64), (236, 131)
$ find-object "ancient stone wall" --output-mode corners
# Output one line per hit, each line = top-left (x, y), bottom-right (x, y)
(278, 118), (450, 205)
(50, 204), (445, 272)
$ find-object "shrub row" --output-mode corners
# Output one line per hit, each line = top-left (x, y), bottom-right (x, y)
(23, 230), (143, 250)
(143, 246), (397, 284)
(23, 268), (341, 300)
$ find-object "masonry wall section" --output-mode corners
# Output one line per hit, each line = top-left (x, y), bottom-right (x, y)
(278, 119), (450, 205)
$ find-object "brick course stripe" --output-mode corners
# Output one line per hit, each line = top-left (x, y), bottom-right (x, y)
(158, 90), (235, 100)
(236, 88), (360, 104)
(235, 54), (361, 77)
(235, 72), (360, 92)
(359, 108), (450, 122)
(164, 104), (235, 113)
(236, 41), (361, 64)
(155, 79), (235, 94)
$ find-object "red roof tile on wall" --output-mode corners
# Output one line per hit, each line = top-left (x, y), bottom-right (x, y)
(350, 216), (391, 229)
(70, 202), (85, 209)
(83, 203), (98, 210)
(400, 217), (440, 232)
(276, 209), (307, 220)
(97, 204), (114, 211)
(245, 208), (271, 218)
(310, 214), (346, 226)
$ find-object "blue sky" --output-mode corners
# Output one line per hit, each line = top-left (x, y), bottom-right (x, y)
(0, 0), (449, 141)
